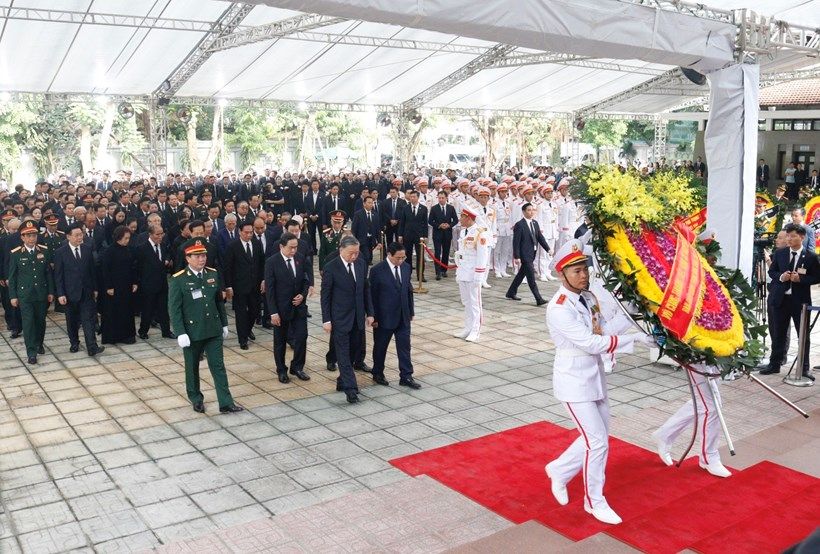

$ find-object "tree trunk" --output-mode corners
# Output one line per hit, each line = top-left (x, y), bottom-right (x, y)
(79, 125), (93, 174)
(185, 110), (200, 172)
(94, 103), (117, 168)
(203, 105), (223, 170)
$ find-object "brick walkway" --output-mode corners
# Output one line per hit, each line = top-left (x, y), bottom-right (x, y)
(1, 270), (818, 553)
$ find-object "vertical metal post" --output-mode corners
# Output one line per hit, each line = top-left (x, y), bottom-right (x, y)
(784, 303), (814, 387)
(148, 96), (168, 177)
(652, 115), (667, 164)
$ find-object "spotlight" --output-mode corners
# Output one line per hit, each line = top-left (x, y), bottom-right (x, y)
(157, 97), (171, 107)
(117, 102), (135, 118)
(159, 79), (171, 93)
(406, 109), (422, 125)
(176, 106), (191, 124)
(680, 67), (707, 86)
(377, 112), (392, 127)
(574, 117), (585, 131)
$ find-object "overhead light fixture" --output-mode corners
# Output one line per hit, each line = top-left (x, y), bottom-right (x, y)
(117, 102), (135, 118)
(159, 79), (171, 93)
(574, 117), (586, 131)
(406, 109), (422, 125)
(680, 67), (707, 86)
(176, 106), (192, 124)
(377, 112), (392, 127)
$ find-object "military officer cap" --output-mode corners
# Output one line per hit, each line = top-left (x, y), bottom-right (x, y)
(330, 210), (345, 223)
(550, 239), (588, 273)
(2, 209), (16, 221)
(182, 238), (208, 256)
(477, 186), (490, 197)
(460, 207), (477, 220)
(776, 184), (787, 192)
(20, 220), (38, 235)
(44, 213), (59, 225)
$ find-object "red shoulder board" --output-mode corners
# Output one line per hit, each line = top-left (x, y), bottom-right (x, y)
(556, 294), (566, 305)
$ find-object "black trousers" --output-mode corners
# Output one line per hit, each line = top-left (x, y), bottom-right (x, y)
(506, 258), (544, 302)
(326, 327), (365, 366)
(372, 319), (413, 380)
(768, 295), (809, 372)
(333, 324), (363, 392)
(1, 285), (21, 331)
(233, 290), (260, 344)
(307, 221), (319, 254)
(139, 288), (170, 335)
(66, 296), (99, 352)
(767, 299), (790, 365)
(273, 316), (307, 375)
(432, 231), (452, 275)
(385, 224), (399, 245)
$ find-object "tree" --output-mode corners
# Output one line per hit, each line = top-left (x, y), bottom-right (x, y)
(0, 100), (38, 179)
(579, 118), (628, 162)
(225, 106), (274, 170)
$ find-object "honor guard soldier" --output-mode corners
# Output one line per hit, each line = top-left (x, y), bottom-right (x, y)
(453, 207), (490, 343)
(319, 210), (346, 271)
(169, 238), (243, 414)
(8, 220), (54, 364)
(544, 239), (656, 525)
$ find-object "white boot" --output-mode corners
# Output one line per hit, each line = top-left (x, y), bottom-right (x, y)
(584, 501), (622, 525)
(545, 463), (568, 506)
(465, 332), (480, 343)
(453, 329), (470, 339)
(651, 431), (673, 466)
(699, 460), (732, 478)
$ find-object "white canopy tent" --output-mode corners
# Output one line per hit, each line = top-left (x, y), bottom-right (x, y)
(2, 0), (820, 273)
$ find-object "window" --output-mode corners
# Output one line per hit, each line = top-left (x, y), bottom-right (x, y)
(813, 120), (820, 131)
(773, 120), (792, 131)
(758, 119), (767, 130)
(792, 120), (812, 131)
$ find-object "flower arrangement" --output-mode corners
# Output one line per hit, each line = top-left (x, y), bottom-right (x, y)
(571, 165), (764, 374)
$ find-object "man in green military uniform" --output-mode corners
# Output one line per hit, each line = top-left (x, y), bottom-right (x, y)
(318, 210), (346, 271)
(8, 220), (54, 364)
(39, 212), (66, 313)
(168, 237), (242, 414)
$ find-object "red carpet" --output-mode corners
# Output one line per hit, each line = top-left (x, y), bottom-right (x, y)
(390, 421), (820, 553)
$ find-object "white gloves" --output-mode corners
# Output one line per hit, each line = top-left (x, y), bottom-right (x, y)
(222, 326), (229, 339)
(177, 334), (191, 348)
(638, 333), (658, 347)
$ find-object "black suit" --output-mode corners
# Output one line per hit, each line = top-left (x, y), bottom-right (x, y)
(304, 191), (324, 253)
(506, 218), (551, 303)
(351, 209), (381, 265)
(398, 203), (428, 271)
(54, 243), (100, 353)
(428, 203), (458, 276)
(381, 197), (406, 245)
(224, 239), (265, 345)
(135, 239), (172, 336)
(370, 260), (414, 381)
(757, 164), (770, 188)
(320, 256), (373, 392)
(767, 246), (820, 373)
(265, 252), (310, 376)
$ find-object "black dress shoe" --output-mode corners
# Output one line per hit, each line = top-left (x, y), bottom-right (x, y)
(291, 370), (310, 381)
(336, 382), (344, 392)
(89, 346), (105, 356)
(442, 272), (447, 278)
(122, 337), (136, 345)
(422, 277), (427, 282)
(138, 332), (149, 340)
(278, 373), (291, 384)
(238, 342), (248, 350)
(373, 375), (389, 386)
(69, 344), (80, 353)
(506, 295), (521, 301)
(10, 330), (20, 338)
(37, 345), (45, 355)
(802, 372), (816, 382)
(399, 377), (422, 390)
(345, 391), (360, 404)
(436, 275), (441, 281)
(326, 362), (337, 371)
(27, 356), (37, 364)
(354, 363), (372, 372)
(536, 299), (548, 306)
(306, 310), (312, 318)
(248, 332), (256, 341)
(193, 402), (205, 413)
(162, 332), (176, 339)
(758, 367), (780, 375)
(219, 404), (244, 413)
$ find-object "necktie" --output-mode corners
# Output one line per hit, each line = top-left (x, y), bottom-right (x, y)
(287, 257), (294, 277)
(788, 251), (797, 293)
(155, 244), (161, 261)
(394, 265), (401, 285)
(245, 242), (251, 258)
(74, 247), (80, 260)
(483, 207), (487, 214)
(392, 200), (396, 216)
(413, 206), (416, 217)
(347, 262), (355, 281)
(334, 197), (338, 210)
(529, 220), (536, 242)
(579, 295), (588, 310)
(367, 211), (371, 222)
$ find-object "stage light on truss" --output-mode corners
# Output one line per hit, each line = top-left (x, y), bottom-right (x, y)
(117, 102), (135, 118)
(377, 112), (392, 127)
(680, 67), (707, 86)
(176, 106), (192, 124)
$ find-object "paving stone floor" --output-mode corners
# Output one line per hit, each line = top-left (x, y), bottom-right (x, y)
(1, 270), (818, 553)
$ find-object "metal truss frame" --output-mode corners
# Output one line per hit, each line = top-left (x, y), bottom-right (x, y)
(0, 6), (221, 32)
(154, 2), (254, 98)
(148, 98), (168, 175)
(652, 115), (667, 163)
(207, 14), (347, 52)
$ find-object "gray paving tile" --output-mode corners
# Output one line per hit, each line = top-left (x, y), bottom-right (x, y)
(175, 468), (236, 495)
(355, 467), (410, 489)
(288, 396), (335, 412)
(270, 413), (319, 433)
(209, 503), (271, 529)
(310, 478), (366, 501)
(266, 447), (325, 473)
(228, 421), (279, 442)
(325, 418), (379, 437)
(68, 490), (131, 520)
(308, 438), (367, 462)
(94, 530), (160, 553)
(251, 403), (298, 420)
(187, 429), (241, 450)
(156, 452), (214, 476)
(287, 462), (348, 488)
(348, 429), (404, 451)
(2, 481), (62, 512)
(17, 522), (88, 554)
(305, 406), (358, 425)
(44, 455), (102, 480)
(0, 449), (39, 471)
(0, 537), (21, 554)
(55, 471), (116, 499)
(219, 457), (280, 484)
(287, 425), (342, 446)
(423, 414), (472, 433)
(154, 516), (218, 544)
(141, 437), (196, 459)
(136, 496), (205, 529)
(1, 464), (50, 489)
(261, 490), (319, 515)
(172, 418), (222, 436)
(246, 433), (301, 456)
(83, 433), (137, 453)
(37, 441), (90, 462)
(190, 485), (256, 515)
(107, 461), (166, 486)
(241, 474), (304, 502)
(334, 453), (392, 478)
(130, 425), (181, 444)
(202, 443), (259, 466)
(11, 501), (76, 534)
(77, 509), (149, 544)
(96, 446), (151, 470)
(371, 443), (422, 461)
(120, 478), (185, 507)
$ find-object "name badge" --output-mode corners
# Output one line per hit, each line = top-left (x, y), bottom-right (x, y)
(191, 289), (203, 299)
(798, 267), (807, 275)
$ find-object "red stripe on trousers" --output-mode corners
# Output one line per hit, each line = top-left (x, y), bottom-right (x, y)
(566, 403), (592, 507)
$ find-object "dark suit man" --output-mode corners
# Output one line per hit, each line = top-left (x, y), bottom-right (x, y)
(135, 224), (174, 340)
(320, 236), (373, 403)
(428, 193), (458, 279)
(304, 183), (324, 253)
(757, 159), (770, 189)
(369, 243), (421, 389)
(265, 233), (311, 383)
(321, 188), (345, 228)
(216, 220), (240, 255)
(381, 191), (406, 246)
(506, 203), (550, 306)
(398, 191), (428, 272)
(351, 197), (381, 266)
(223, 222), (265, 349)
(54, 225), (103, 356)
(762, 223), (820, 380)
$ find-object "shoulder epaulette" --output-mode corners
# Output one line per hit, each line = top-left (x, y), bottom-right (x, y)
(56, 230), (65, 235)
(39, 230), (46, 234)
(323, 228), (332, 235)
(556, 294), (566, 305)
(173, 269), (185, 277)
(36, 244), (47, 250)
(10, 246), (21, 253)
(205, 266), (216, 272)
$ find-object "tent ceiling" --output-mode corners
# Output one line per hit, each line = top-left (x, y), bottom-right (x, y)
(0, 0), (818, 116)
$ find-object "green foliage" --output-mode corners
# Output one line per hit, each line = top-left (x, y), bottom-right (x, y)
(0, 100), (38, 177)
(579, 118), (628, 149)
(624, 120), (655, 143)
(225, 107), (275, 169)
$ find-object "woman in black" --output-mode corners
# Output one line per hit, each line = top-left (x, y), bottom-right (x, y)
(100, 226), (137, 345)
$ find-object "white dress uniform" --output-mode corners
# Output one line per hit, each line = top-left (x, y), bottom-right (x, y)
(536, 196), (559, 279)
(545, 240), (652, 525)
(454, 215), (490, 342)
(555, 192), (578, 252)
(493, 196), (513, 277)
(652, 364), (730, 477)
(477, 201), (495, 286)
